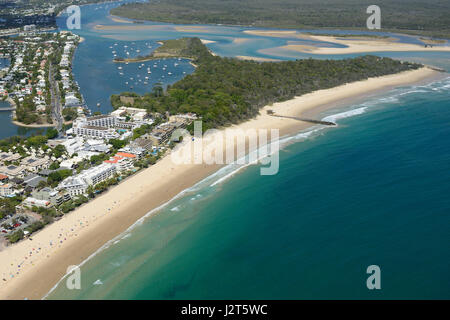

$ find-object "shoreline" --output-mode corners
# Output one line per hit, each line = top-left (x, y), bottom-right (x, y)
(0, 67), (443, 300)
(279, 35), (450, 54)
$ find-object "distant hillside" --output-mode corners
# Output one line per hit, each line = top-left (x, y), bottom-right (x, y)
(110, 0), (450, 39)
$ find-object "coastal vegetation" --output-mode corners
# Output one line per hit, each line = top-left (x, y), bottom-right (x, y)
(114, 37), (210, 63)
(111, 37), (422, 130)
(110, 0), (450, 39)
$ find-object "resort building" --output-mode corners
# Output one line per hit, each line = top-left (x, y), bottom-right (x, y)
(23, 174), (46, 190)
(0, 164), (27, 178)
(117, 147), (146, 159)
(0, 152), (21, 163)
(0, 174), (9, 183)
(31, 187), (70, 206)
(85, 115), (116, 128)
(58, 163), (116, 196)
(104, 155), (134, 173)
(60, 137), (85, 156)
(0, 184), (14, 197)
(57, 176), (88, 197)
(21, 155), (50, 173)
(23, 197), (51, 208)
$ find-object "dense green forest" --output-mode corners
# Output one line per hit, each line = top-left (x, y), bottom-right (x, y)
(111, 0), (450, 39)
(111, 38), (421, 130)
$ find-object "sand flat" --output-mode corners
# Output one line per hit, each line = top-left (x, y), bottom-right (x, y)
(109, 15), (133, 24)
(0, 67), (441, 300)
(236, 55), (281, 62)
(281, 35), (450, 54)
(243, 30), (312, 40)
(94, 24), (174, 31)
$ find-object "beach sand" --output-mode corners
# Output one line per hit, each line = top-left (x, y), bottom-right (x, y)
(200, 39), (216, 45)
(280, 35), (450, 54)
(94, 24), (172, 31)
(109, 15), (133, 24)
(0, 67), (442, 300)
(236, 55), (281, 62)
(243, 30), (311, 39)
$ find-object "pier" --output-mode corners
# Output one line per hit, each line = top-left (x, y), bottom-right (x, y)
(0, 107), (14, 112)
(269, 114), (336, 126)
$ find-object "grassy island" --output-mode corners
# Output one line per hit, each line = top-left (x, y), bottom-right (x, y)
(111, 37), (422, 130)
(114, 38), (210, 63)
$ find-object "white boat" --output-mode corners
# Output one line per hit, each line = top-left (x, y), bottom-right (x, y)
(118, 66), (122, 70)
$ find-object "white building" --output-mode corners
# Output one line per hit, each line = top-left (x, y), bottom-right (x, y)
(0, 184), (14, 197)
(61, 137), (84, 156)
(58, 163), (116, 196)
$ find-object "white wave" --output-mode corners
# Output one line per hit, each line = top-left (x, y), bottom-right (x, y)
(322, 106), (368, 123)
(170, 206), (180, 212)
(93, 279), (103, 286)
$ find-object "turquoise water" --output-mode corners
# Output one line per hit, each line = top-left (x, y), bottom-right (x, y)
(47, 75), (450, 299)
(19, 1), (448, 299)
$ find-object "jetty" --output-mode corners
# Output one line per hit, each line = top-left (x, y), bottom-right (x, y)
(0, 107), (14, 112)
(269, 114), (336, 126)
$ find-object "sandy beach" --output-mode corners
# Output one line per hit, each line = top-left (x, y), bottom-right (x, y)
(243, 30), (311, 39)
(236, 55), (281, 62)
(94, 24), (172, 31)
(280, 35), (450, 54)
(109, 15), (133, 24)
(0, 66), (442, 300)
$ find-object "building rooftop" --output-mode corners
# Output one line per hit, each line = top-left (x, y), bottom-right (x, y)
(116, 152), (136, 158)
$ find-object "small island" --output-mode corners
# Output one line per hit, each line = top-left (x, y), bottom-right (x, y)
(113, 38), (210, 63)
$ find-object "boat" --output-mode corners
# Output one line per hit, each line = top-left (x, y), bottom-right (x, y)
(118, 66), (122, 70)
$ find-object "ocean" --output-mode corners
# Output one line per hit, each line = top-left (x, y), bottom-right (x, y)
(4, 0), (446, 299)
(47, 74), (450, 299)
